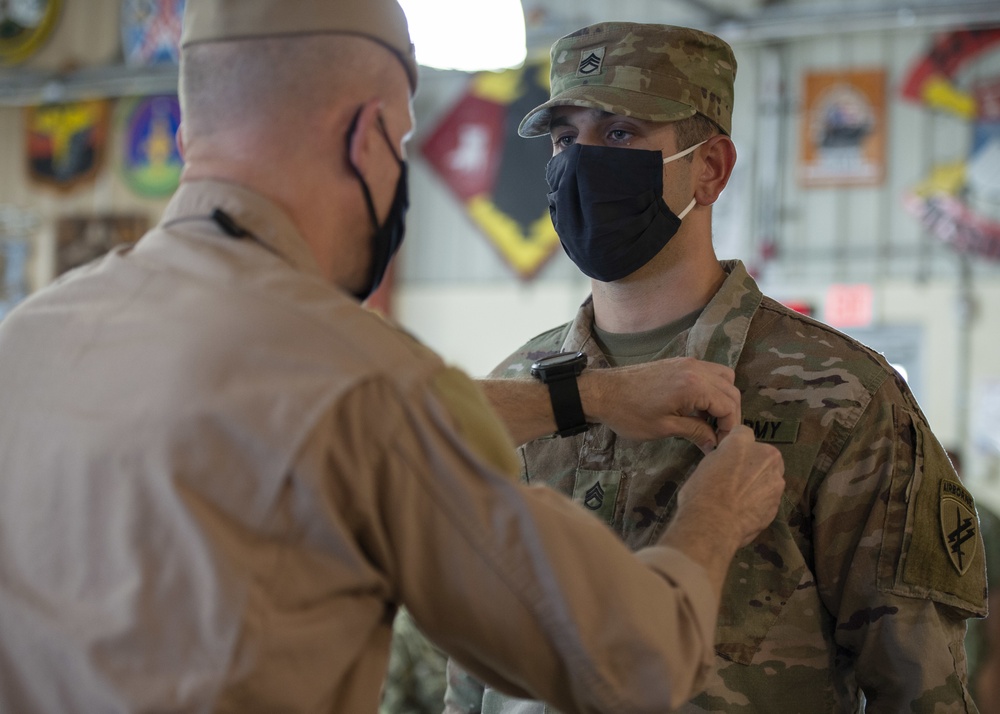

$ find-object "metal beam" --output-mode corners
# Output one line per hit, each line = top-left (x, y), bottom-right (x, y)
(714, 1), (1000, 44)
(0, 0), (997, 106)
(0, 64), (178, 107)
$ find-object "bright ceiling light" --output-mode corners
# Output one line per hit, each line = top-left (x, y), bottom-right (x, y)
(398, 0), (526, 72)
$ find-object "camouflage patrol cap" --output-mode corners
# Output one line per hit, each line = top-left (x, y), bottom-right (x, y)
(181, 0), (418, 90)
(519, 22), (736, 137)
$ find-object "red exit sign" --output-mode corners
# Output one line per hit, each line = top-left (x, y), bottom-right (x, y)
(825, 284), (874, 328)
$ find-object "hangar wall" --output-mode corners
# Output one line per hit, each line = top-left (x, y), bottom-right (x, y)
(2, 0), (1000, 495)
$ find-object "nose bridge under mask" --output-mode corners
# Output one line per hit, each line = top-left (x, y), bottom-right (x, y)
(546, 143), (665, 194)
(545, 143), (688, 282)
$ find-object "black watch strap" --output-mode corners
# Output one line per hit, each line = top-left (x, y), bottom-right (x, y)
(546, 375), (588, 437)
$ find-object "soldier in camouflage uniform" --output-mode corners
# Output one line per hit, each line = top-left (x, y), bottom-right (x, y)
(445, 22), (987, 714)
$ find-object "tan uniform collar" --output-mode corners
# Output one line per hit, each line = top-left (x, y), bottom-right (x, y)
(162, 179), (325, 280)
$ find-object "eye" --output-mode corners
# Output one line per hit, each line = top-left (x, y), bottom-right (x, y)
(552, 133), (576, 150)
(607, 128), (633, 144)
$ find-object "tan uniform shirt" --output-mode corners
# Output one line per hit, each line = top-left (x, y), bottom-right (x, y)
(0, 180), (720, 714)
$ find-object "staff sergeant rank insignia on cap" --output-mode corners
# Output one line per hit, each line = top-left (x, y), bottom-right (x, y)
(940, 479), (978, 575)
(577, 47), (605, 76)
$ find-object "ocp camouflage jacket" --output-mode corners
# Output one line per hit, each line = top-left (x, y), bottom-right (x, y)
(448, 260), (986, 714)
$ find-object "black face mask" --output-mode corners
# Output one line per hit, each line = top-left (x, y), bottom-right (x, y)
(545, 142), (698, 282)
(347, 111), (409, 300)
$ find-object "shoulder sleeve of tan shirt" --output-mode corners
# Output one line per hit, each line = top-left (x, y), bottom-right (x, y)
(311, 365), (719, 714)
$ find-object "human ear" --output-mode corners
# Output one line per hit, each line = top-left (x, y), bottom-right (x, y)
(176, 124), (185, 160)
(694, 135), (737, 205)
(346, 99), (384, 174)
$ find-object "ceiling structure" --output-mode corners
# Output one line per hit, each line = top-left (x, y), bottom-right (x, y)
(1, 0), (998, 106)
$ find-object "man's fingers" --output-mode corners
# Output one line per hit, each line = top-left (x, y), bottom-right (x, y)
(689, 381), (742, 435)
(702, 391), (741, 434)
(663, 417), (720, 454)
(717, 423), (755, 446)
(676, 358), (734, 382)
(597, 359), (741, 443)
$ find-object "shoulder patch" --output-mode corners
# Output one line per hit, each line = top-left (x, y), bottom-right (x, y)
(895, 415), (987, 615)
(940, 479), (978, 576)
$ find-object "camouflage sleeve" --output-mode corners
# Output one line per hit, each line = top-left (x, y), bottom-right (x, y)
(486, 323), (574, 380)
(443, 658), (484, 714)
(380, 608), (448, 714)
(812, 379), (986, 713)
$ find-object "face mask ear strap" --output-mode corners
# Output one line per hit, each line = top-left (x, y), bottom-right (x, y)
(346, 105), (380, 231)
(662, 139), (708, 165)
(677, 198), (698, 220)
(375, 114), (403, 164)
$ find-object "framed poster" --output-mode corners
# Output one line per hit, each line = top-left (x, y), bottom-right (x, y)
(55, 214), (148, 276)
(0, 205), (39, 320)
(800, 69), (886, 188)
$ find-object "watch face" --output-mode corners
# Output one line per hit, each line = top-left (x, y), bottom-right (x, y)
(531, 351), (587, 379)
(537, 352), (585, 368)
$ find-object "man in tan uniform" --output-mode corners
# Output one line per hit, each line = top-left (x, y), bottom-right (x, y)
(446, 21), (987, 714)
(0, 2), (786, 713)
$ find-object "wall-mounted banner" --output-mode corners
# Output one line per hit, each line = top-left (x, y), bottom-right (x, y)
(55, 214), (149, 277)
(0, 0), (62, 66)
(121, 0), (185, 66)
(119, 94), (183, 198)
(901, 29), (1000, 261)
(799, 68), (886, 188)
(420, 60), (558, 279)
(26, 100), (110, 192)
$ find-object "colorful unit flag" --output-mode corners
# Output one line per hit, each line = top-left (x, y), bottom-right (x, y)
(900, 29), (1000, 260)
(421, 60), (560, 279)
(26, 100), (110, 192)
(121, 0), (185, 66)
(119, 94), (184, 198)
(0, 0), (62, 66)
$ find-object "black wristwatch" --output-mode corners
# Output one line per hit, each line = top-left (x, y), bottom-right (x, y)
(530, 351), (589, 438)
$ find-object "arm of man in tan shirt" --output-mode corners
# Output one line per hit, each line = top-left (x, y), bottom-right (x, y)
(320, 365), (782, 714)
(479, 357), (741, 449)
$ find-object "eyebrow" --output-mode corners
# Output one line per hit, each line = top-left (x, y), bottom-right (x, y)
(548, 109), (624, 133)
(549, 115), (573, 131)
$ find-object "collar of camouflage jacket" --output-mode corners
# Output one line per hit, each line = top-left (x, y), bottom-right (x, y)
(561, 259), (763, 369)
